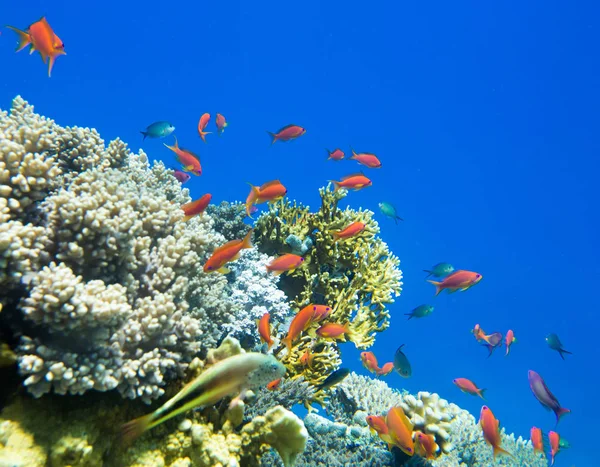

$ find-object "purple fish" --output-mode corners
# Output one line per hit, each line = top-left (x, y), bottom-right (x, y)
(482, 332), (503, 358)
(173, 170), (191, 184)
(528, 370), (570, 425)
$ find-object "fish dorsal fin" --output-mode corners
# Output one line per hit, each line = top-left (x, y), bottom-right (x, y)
(212, 238), (242, 254)
(341, 172), (366, 180)
(277, 124), (299, 132)
(260, 179), (283, 189)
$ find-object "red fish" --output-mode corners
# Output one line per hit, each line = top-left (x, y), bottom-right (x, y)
(453, 378), (486, 399)
(266, 378), (282, 391)
(326, 148), (345, 161)
(332, 221), (366, 240)
(164, 137), (202, 176)
(268, 124), (306, 144)
(282, 305), (316, 352)
(331, 173), (372, 192)
(548, 431), (560, 466)
(257, 312), (274, 349)
(386, 406), (414, 456)
(316, 322), (351, 341)
(360, 352), (379, 374)
(350, 149), (382, 168)
(530, 427), (544, 455)
(427, 270), (482, 296)
(505, 329), (516, 356)
(376, 362), (394, 377)
(7, 17), (66, 77)
(203, 229), (253, 274)
(414, 431), (438, 460)
(479, 406), (512, 459)
(181, 194), (212, 221)
(198, 113), (212, 143)
(299, 349), (314, 368)
(216, 113), (228, 135)
(266, 254), (304, 275)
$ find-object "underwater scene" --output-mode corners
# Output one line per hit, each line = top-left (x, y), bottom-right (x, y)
(0, 1), (598, 466)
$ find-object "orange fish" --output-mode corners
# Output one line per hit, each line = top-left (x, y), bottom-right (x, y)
(376, 362), (394, 377)
(360, 351), (379, 374)
(266, 378), (282, 391)
(197, 113), (212, 143)
(257, 312), (274, 349)
(414, 431), (438, 460)
(299, 349), (314, 368)
(216, 113), (228, 135)
(350, 150), (382, 168)
(203, 229), (253, 274)
(386, 406), (414, 456)
(266, 254), (304, 276)
(505, 329), (516, 356)
(548, 431), (560, 466)
(7, 17), (66, 77)
(181, 194), (212, 221)
(332, 221), (366, 240)
(326, 148), (345, 161)
(479, 406), (512, 459)
(268, 124), (306, 144)
(164, 137), (202, 176)
(366, 415), (391, 442)
(530, 427), (544, 455)
(453, 378), (486, 399)
(316, 322), (351, 341)
(427, 270), (482, 296)
(246, 180), (287, 216)
(281, 305), (316, 352)
(311, 304), (332, 322)
(331, 173), (372, 192)
(471, 323), (487, 342)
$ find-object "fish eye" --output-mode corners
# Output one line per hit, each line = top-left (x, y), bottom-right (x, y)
(207, 266), (213, 270)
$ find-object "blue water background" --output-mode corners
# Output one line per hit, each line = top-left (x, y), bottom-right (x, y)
(2, 1), (599, 465)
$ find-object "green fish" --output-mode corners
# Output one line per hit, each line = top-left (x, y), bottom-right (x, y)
(140, 121), (175, 140)
(122, 353), (285, 443)
(317, 368), (350, 390)
(393, 344), (412, 378)
(423, 262), (455, 278)
(546, 333), (572, 360)
(378, 202), (403, 224)
(405, 304), (434, 320)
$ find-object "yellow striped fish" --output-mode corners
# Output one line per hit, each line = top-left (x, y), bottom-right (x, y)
(122, 352), (286, 443)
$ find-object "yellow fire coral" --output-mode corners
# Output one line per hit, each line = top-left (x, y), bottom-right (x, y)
(255, 184), (402, 390)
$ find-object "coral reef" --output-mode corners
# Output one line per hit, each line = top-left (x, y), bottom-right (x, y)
(0, 337), (307, 467)
(0, 96), (290, 403)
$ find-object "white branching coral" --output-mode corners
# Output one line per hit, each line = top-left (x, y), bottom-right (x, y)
(0, 96), (291, 402)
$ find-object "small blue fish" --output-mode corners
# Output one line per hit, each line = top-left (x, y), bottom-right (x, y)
(405, 304), (434, 320)
(140, 121), (175, 140)
(393, 344), (412, 378)
(546, 333), (572, 360)
(423, 262), (455, 278)
(378, 202), (403, 224)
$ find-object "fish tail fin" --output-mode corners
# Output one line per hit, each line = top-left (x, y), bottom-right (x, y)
(199, 130), (211, 143)
(423, 269), (432, 277)
(404, 313), (413, 320)
(558, 348), (572, 359)
(427, 280), (442, 296)
(47, 54), (58, 77)
(555, 407), (571, 424)
(241, 229), (253, 249)
(331, 180), (341, 191)
(478, 388), (487, 400)
(267, 131), (277, 144)
(6, 26), (31, 52)
(121, 413), (154, 445)
(493, 445), (513, 459)
(141, 131), (148, 140)
(282, 336), (292, 354)
(326, 149), (331, 160)
(396, 215), (404, 222)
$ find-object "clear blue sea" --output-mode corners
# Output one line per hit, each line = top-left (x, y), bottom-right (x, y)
(2, 1), (599, 465)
